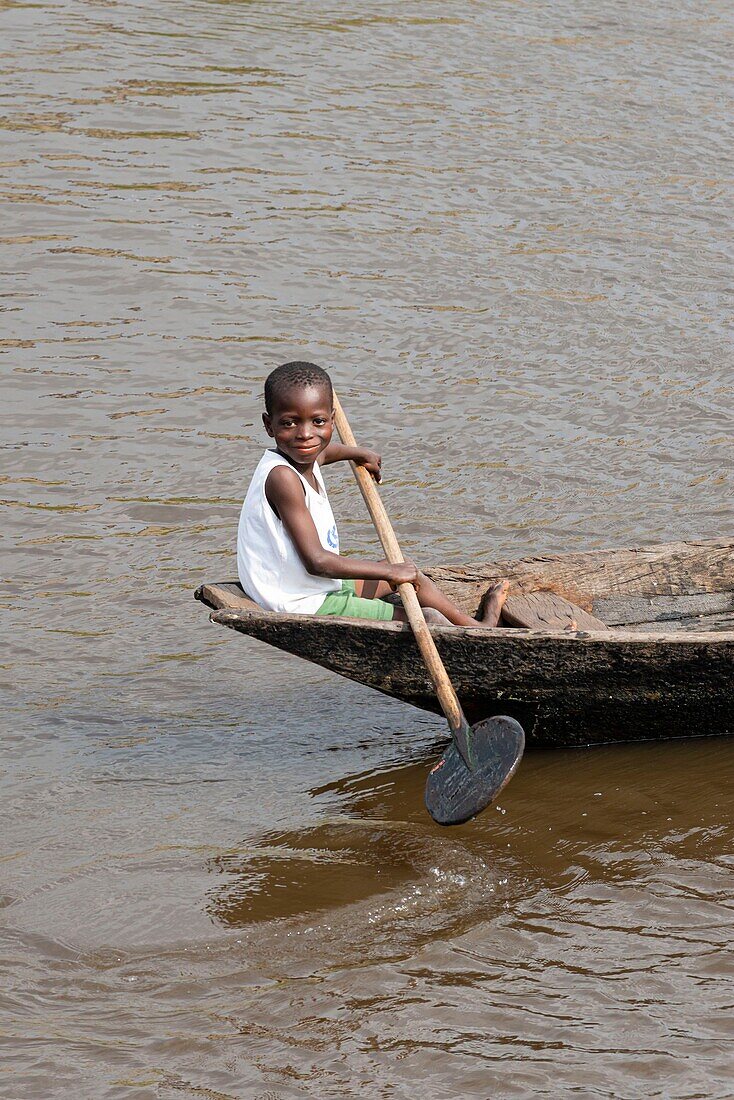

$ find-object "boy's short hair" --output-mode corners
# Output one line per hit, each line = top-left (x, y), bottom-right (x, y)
(264, 361), (333, 414)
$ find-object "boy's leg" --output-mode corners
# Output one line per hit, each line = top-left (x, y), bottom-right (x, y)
(356, 578), (391, 601)
(355, 574), (509, 628)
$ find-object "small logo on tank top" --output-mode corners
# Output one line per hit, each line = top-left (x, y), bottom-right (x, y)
(327, 525), (339, 550)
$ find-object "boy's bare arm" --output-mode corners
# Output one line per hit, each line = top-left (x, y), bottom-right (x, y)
(265, 466), (415, 586)
(318, 441), (382, 482)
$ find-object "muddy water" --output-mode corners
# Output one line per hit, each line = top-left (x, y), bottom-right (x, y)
(2, 1), (732, 1096)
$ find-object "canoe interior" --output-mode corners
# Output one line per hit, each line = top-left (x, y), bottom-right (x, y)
(196, 540), (734, 634)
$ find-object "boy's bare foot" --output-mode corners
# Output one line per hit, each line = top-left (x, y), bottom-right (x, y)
(478, 579), (510, 627)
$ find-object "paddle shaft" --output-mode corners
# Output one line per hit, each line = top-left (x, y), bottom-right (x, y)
(332, 392), (470, 746)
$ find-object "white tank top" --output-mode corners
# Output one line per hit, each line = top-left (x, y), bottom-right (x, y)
(237, 450), (341, 614)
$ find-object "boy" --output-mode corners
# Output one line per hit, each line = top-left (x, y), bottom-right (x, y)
(237, 361), (509, 626)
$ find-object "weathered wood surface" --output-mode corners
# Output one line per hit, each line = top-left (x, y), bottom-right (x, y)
(197, 581), (259, 612)
(205, 606), (734, 747)
(623, 612), (734, 634)
(502, 591), (607, 631)
(595, 590), (734, 626)
(427, 539), (734, 616)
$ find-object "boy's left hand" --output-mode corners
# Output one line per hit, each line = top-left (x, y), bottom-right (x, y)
(355, 448), (382, 483)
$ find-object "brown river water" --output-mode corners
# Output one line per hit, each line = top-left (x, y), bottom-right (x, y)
(2, 1), (733, 1096)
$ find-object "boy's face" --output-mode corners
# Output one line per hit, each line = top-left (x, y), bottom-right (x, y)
(263, 383), (334, 466)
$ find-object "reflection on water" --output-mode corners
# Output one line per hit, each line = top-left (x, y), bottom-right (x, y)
(2, 0), (733, 1095)
(7, 737), (730, 1096)
(208, 740), (734, 947)
(199, 744), (734, 1094)
(210, 819), (428, 925)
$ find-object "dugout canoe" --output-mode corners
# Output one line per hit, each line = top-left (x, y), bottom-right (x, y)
(195, 539), (734, 747)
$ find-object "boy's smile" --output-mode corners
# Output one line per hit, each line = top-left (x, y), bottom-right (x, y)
(263, 384), (334, 470)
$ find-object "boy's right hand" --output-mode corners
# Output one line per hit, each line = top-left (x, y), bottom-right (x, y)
(385, 559), (420, 591)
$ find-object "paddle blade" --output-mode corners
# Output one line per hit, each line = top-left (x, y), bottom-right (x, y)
(424, 715), (525, 826)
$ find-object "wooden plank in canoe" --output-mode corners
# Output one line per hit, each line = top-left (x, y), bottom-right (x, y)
(594, 590), (734, 626)
(428, 539), (734, 616)
(623, 611), (734, 633)
(501, 591), (608, 631)
(195, 581), (259, 612)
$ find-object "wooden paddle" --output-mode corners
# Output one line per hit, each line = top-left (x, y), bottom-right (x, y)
(332, 391), (525, 825)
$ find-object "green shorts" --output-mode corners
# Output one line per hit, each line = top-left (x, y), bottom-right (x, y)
(315, 580), (395, 621)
